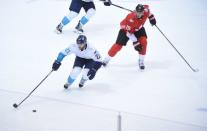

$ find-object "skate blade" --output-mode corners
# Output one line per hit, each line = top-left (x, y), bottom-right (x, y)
(55, 29), (62, 34)
(73, 29), (83, 34)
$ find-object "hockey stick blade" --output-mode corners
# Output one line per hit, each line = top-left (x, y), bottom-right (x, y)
(13, 103), (18, 108)
(193, 68), (199, 72)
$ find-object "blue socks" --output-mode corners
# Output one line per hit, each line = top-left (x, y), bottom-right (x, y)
(67, 76), (75, 84)
(61, 16), (70, 26)
(80, 16), (89, 25)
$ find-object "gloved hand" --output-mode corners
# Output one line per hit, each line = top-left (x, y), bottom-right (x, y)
(87, 68), (97, 80)
(149, 14), (156, 26)
(104, 0), (112, 6)
(52, 60), (61, 71)
(87, 61), (103, 80)
(102, 62), (107, 67)
(133, 42), (143, 52)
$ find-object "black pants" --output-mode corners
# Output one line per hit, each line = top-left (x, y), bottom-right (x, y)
(116, 27), (147, 46)
(73, 56), (94, 69)
(69, 0), (95, 13)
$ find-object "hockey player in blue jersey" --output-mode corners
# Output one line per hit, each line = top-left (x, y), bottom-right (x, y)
(56, 0), (96, 34)
(56, 0), (112, 34)
(52, 35), (103, 88)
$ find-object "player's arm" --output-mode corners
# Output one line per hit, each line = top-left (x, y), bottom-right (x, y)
(120, 14), (131, 31)
(121, 13), (137, 34)
(146, 6), (156, 26)
(52, 45), (73, 71)
(87, 50), (103, 80)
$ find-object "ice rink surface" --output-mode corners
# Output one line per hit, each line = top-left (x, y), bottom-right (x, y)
(1, 0), (207, 130)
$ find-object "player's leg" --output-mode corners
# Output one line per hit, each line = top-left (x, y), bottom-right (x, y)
(103, 29), (129, 66)
(79, 68), (90, 88)
(64, 67), (82, 89)
(134, 27), (148, 70)
(78, 59), (94, 87)
(75, 1), (96, 33)
(56, 0), (82, 33)
(64, 57), (84, 89)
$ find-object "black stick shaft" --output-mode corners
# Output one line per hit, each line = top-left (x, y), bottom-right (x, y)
(155, 25), (197, 72)
(16, 70), (53, 107)
(111, 3), (133, 12)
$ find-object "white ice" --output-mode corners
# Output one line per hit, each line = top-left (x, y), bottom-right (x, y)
(1, 0), (207, 131)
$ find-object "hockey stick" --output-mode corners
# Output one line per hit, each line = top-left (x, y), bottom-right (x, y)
(155, 25), (199, 72)
(101, 1), (199, 72)
(111, 3), (133, 12)
(13, 70), (54, 108)
(100, 0), (133, 12)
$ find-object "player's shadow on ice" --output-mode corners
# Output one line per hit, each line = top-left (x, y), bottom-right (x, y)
(147, 60), (173, 70)
(60, 30), (79, 38)
(64, 83), (113, 94)
(85, 24), (114, 33)
(109, 60), (172, 70)
(197, 108), (207, 112)
(62, 23), (113, 36)
(25, 0), (38, 4)
(109, 63), (137, 68)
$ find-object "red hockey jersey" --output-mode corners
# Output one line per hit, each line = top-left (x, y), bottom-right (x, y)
(120, 5), (152, 33)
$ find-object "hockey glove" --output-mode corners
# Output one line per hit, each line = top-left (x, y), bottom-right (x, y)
(52, 60), (61, 71)
(87, 61), (103, 80)
(87, 68), (97, 80)
(102, 62), (107, 67)
(133, 42), (143, 52)
(149, 14), (156, 26)
(104, 0), (112, 6)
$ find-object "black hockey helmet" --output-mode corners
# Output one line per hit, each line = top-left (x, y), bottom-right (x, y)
(76, 35), (87, 51)
(135, 4), (144, 18)
(136, 4), (144, 12)
(76, 35), (87, 45)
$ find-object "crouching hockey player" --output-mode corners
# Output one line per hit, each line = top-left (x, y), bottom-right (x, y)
(52, 35), (103, 88)
(103, 4), (156, 70)
(56, 0), (96, 34)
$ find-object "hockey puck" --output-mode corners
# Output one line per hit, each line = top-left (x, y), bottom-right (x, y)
(13, 103), (18, 108)
(32, 109), (37, 112)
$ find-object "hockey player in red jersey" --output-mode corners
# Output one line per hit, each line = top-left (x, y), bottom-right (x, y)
(103, 4), (156, 70)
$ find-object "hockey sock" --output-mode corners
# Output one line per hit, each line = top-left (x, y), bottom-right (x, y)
(80, 16), (89, 25)
(67, 76), (75, 84)
(61, 16), (71, 26)
(108, 44), (122, 57)
(139, 54), (145, 61)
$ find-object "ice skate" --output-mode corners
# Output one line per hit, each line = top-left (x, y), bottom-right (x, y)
(102, 56), (111, 67)
(139, 59), (145, 70)
(79, 78), (87, 88)
(75, 21), (84, 34)
(56, 23), (63, 34)
(64, 83), (71, 89)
